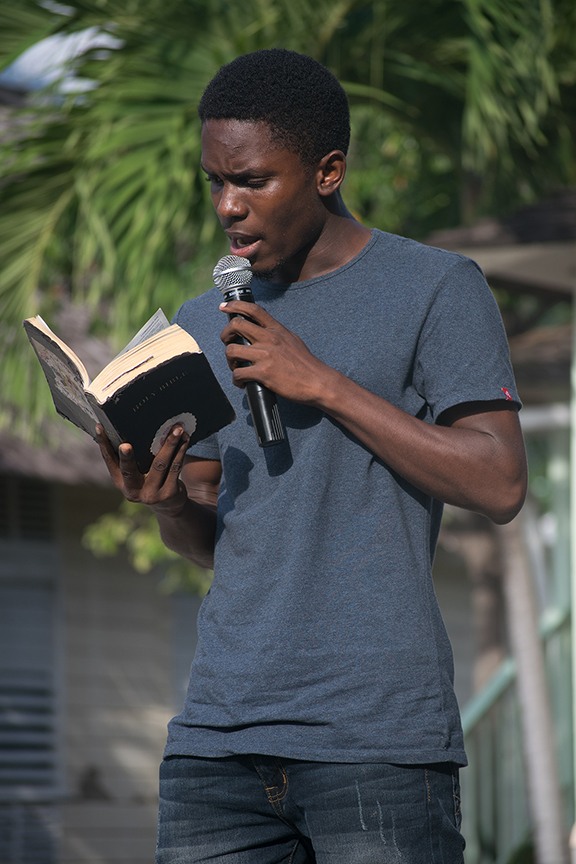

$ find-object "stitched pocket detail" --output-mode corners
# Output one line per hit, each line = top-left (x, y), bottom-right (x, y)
(451, 764), (462, 831)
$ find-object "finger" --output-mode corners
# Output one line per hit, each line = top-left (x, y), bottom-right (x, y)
(164, 437), (192, 494)
(117, 441), (145, 493)
(219, 300), (277, 327)
(170, 433), (192, 476)
(95, 424), (124, 485)
(140, 428), (191, 507)
(224, 341), (262, 370)
(220, 316), (267, 347)
(231, 364), (262, 388)
(95, 424), (117, 460)
(149, 426), (190, 485)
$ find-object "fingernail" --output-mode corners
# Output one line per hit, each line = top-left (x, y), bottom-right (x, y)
(172, 426), (182, 437)
(119, 444), (131, 455)
(219, 302), (228, 308)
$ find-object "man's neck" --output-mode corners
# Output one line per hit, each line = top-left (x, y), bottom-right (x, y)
(298, 214), (371, 283)
(270, 200), (372, 284)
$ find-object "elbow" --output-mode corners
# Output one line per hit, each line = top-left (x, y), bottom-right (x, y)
(158, 528), (214, 570)
(485, 471), (528, 526)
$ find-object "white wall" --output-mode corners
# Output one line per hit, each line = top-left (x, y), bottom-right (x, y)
(56, 483), (175, 864)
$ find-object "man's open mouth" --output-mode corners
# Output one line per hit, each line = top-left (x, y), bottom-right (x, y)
(229, 235), (261, 257)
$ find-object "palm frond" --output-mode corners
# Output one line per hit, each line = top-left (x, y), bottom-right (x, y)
(1, 0), (574, 430)
(0, 2), (61, 72)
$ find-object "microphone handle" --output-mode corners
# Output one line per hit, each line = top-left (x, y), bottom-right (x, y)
(223, 286), (285, 447)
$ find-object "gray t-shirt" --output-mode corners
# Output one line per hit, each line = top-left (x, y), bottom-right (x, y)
(165, 229), (519, 766)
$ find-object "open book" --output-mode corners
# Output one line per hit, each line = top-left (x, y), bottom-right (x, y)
(24, 309), (235, 473)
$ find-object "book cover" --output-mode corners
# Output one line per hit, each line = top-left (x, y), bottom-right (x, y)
(89, 351), (234, 472)
(23, 314), (235, 473)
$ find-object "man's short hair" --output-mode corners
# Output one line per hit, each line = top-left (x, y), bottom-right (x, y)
(198, 49), (350, 166)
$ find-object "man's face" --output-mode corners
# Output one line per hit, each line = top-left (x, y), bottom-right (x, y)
(201, 119), (326, 281)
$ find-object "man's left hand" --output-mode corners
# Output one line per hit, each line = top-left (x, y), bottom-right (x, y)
(220, 299), (331, 406)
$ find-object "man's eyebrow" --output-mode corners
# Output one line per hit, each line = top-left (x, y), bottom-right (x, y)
(200, 164), (266, 181)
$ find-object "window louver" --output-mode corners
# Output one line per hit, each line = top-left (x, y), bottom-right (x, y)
(0, 670), (59, 800)
(0, 475), (60, 863)
(0, 802), (58, 864)
(0, 477), (53, 541)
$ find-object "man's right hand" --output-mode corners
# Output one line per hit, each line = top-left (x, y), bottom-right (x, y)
(96, 425), (221, 568)
(95, 424), (190, 516)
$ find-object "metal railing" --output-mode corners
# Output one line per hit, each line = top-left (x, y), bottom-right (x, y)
(460, 406), (573, 864)
(461, 609), (571, 863)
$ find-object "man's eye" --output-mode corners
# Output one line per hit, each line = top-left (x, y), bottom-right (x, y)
(205, 175), (223, 186)
(245, 179), (266, 188)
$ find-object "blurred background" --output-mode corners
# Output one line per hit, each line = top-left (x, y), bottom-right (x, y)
(1, 1), (576, 862)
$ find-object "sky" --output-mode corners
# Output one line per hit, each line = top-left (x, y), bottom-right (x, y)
(0, 27), (122, 94)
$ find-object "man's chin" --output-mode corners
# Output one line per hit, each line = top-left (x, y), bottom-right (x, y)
(251, 259), (286, 283)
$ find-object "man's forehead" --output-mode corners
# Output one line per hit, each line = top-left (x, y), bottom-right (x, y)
(201, 118), (300, 171)
(201, 118), (274, 151)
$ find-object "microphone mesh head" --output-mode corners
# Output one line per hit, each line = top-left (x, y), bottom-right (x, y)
(213, 255), (253, 293)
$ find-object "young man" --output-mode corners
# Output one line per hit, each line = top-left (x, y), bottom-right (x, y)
(97, 49), (526, 863)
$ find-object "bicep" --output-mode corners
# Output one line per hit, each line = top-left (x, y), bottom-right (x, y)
(438, 400), (527, 522)
(440, 399), (521, 435)
(440, 400), (527, 478)
(181, 456), (222, 509)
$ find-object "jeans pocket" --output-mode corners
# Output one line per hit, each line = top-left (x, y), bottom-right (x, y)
(451, 764), (462, 832)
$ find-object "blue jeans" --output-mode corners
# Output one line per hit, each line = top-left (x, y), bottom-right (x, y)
(156, 755), (465, 863)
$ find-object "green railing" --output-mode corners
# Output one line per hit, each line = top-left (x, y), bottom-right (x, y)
(460, 407), (573, 864)
(461, 609), (571, 863)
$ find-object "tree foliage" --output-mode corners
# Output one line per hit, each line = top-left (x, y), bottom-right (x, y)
(83, 498), (213, 595)
(1, 0), (575, 433)
(1, 0), (575, 591)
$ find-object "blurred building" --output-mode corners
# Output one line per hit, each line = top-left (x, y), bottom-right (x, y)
(429, 190), (576, 863)
(0, 431), (200, 864)
(0, 190), (575, 864)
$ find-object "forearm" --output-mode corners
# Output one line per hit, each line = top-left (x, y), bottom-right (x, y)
(312, 367), (526, 524)
(151, 496), (217, 569)
(220, 300), (527, 524)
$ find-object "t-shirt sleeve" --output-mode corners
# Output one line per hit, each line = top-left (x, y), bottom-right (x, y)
(186, 433), (221, 461)
(172, 304), (223, 462)
(413, 255), (520, 421)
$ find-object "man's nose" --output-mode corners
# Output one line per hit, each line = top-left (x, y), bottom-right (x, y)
(216, 184), (246, 222)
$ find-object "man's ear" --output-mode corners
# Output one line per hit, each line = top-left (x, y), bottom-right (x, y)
(316, 151), (346, 197)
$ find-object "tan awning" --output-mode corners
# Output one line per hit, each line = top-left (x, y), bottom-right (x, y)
(432, 241), (576, 296)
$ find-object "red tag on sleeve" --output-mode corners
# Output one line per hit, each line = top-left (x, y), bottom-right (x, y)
(501, 388), (513, 401)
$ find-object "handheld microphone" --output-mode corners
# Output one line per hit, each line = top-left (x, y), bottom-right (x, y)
(213, 255), (285, 447)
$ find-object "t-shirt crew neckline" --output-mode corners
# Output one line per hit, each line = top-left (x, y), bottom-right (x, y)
(253, 228), (379, 291)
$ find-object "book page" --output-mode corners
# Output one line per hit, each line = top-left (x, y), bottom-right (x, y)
(88, 325), (201, 403)
(24, 317), (91, 388)
(114, 308), (170, 359)
(25, 328), (100, 439)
